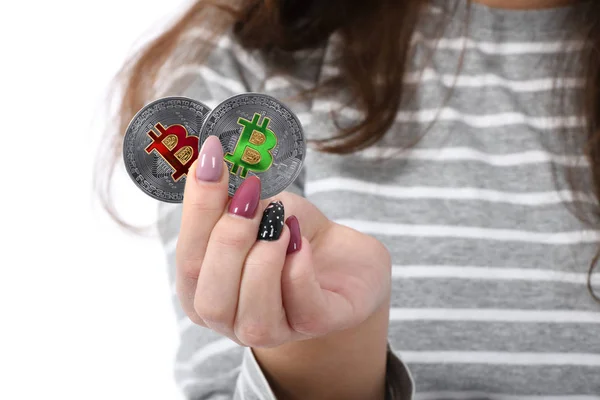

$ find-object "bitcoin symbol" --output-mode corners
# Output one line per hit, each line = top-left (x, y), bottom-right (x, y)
(145, 123), (199, 181)
(224, 113), (277, 178)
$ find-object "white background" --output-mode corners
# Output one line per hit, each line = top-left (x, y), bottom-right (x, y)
(0, 1), (190, 398)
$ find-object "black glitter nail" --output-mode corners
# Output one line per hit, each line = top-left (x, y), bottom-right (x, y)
(258, 201), (285, 241)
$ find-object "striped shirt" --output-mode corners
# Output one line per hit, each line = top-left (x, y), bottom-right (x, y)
(156, 1), (600, 398)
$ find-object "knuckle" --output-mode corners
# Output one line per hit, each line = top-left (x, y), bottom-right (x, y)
(370, 238), (392, 270)
(194, 301), (230, 325)
(235, 323), (276, 348)
(183, 310), (206, 327)
(188, 197), (222, 214)
(212, 228), (249, 248)
(372, 237), (391, 258)
(244, 253), (276, 271)
(177, 257), (201, 281)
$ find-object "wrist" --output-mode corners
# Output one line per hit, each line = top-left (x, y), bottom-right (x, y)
(252, 294), (391, 400)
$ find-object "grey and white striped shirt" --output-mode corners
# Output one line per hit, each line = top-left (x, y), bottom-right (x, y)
(156, 1), (600, 398)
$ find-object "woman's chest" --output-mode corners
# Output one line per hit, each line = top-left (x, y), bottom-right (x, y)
(302, 119), (600, 395)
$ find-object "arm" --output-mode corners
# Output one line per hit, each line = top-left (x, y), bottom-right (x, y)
(159, 30), (413, 400)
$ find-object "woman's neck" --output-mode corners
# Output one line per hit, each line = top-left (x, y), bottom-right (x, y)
(471, 0), (575, 9)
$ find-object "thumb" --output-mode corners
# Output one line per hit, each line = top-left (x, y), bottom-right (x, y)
(281, 237), (353, 337)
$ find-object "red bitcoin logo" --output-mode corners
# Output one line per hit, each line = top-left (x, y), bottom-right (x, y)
(145, 123), (199, 181)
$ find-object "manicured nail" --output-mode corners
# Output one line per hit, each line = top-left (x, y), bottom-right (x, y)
(285, 216), (302, 254)
(196, 136), (223, 182)
(258, 201), (285, 241)
(228, 176), (261, 218)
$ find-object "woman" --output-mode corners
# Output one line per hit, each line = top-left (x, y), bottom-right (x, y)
(103, 0), (600, 398)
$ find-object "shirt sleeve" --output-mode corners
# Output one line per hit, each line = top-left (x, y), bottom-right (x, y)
(155, 29), (415, 399)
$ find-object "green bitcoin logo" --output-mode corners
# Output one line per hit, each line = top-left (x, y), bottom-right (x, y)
(224, 113), (277, 178)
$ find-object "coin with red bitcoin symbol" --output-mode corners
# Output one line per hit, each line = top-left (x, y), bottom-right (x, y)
(123, 97), (211, 203)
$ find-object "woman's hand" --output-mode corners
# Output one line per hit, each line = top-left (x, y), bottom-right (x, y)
(175, 136), (391, 348)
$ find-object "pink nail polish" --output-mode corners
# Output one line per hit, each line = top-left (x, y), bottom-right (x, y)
(285, 216), (302, 254)
(228, 176), (261, 218)
(196, 136), (223, 182)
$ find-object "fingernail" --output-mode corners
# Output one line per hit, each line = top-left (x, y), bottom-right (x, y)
(258, 201), (285, 241)
(196, 136), (223, 182)
(228, 176), (261, 218)
(285, 216), (302, 254)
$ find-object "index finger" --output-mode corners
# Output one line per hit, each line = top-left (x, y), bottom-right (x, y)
(175, 136), (229, 322)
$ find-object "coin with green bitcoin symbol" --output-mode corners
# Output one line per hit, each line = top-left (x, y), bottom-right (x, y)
(199, 93), (306, 199)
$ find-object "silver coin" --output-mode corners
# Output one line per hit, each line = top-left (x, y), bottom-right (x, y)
(199, 93), (306, 199)
(123, 96), (211, 203)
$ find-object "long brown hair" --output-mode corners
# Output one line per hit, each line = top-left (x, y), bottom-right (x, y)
(98, 0), (600, 292)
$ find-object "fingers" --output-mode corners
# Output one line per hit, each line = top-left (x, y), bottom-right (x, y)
(175, 136), (229, 324)
(176, 136), (334, 345)
(235, 203), (291, 347)
(194, 176), (263, 333)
